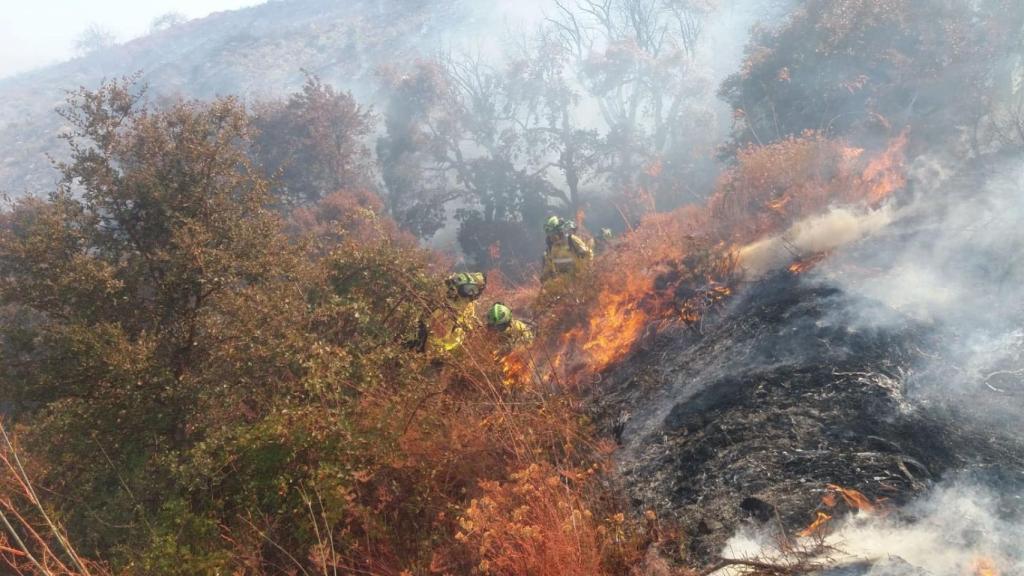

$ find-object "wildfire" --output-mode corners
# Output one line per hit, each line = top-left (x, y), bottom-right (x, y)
(500, 349), (533, 389)
(536, 131), (909, 390)
(577, 270), (658, 375)
(788, 252), (829, 275)
(858, 129), (908, 205)
(767, 194), (791, 214)
(547, 249), (737, 383)
(972, 557), (1000, 576)
(798, 484), (879, 538)
(826, 484), (876, 513)
(678, 280), (733, 324)
(797, 511), (833, 537)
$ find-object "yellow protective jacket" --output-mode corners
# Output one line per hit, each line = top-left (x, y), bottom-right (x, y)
(543, 234), (593, 280)
(429, 300), (479, 354)
(501, 319), (534, 351)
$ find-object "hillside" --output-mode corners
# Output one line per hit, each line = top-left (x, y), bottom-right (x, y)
(0, 0), (481, 196)
(2, 0), (1023, 573)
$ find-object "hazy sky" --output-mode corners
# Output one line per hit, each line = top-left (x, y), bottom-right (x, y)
(0, 0), (265, 79)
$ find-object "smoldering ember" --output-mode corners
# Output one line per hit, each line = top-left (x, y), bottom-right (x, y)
(0, 0), (1022, 575)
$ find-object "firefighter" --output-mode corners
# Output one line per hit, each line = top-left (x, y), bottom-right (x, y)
(595, 227), (615, 254)
(485, 302), (534, 351)
(425, 272), (486, 354)
(542, 216), (592, 280)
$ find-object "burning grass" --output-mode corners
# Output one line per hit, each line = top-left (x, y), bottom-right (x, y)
(466, 130), (910, 574)
(454, 462), (632, 576)
(796, 484), (887, 538)
(523, 131), (909, 391)
(0, 123), (910, 575)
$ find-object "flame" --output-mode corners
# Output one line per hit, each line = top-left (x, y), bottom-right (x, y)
(536, 132), (909, 390)
(767, 194), (791, 214)
(564, 266), (662, 376)
(580, 288), (651, 373)
(500, 349), (533, 389)
(826, 484), (876, 513)
(788, 252), (829, 275)
(859, 129), (908, 205)
(797, 511), (833, 537)
(972, 557), (999, 576)
(678, 280), (733, 323)
(547, 247), (738, 382)
(798, 484), (880, 538)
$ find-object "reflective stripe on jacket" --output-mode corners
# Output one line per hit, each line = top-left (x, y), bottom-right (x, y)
(499, 319), (534, 353)
(543, 234), (593, 278)
(429, 300), (479, 353)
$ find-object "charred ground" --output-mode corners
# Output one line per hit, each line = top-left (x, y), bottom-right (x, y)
(590, 272), (1024, 562)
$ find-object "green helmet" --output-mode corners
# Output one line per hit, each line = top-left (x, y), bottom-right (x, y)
(486, 302), (512, 329)
(446, 272), (486, 299)
(544, 216), (563, 235)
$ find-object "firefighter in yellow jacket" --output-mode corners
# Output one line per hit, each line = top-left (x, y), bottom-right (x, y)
(485, 303), (534, 352)
(428, 272), (486, 354)
(542, 216), (593, 281)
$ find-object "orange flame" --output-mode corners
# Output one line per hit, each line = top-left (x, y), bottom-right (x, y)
(580, 287), (652, 373)
(679, 280), (733, 324)
(767, 194), (791, 214)
(797, 511), (833, 537)
(500, 349), (533, 389)
(972, 557), (999, 576)
(554, 265), (664, 377)
(788, 252), (829, 275)
(826, 484), (875, 513)
(537, 132), (910, 390)
(859, 129), (908, 205)
(798, 484), (880, 538)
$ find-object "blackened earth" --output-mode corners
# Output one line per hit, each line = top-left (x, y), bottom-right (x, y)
(589, 272), (1024, 564)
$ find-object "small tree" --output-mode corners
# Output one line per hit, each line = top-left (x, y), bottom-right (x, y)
(252, 74), (374, 207)
(718, 0), (1024, 156)
(73, 24), (117, 55)
(376, 62), (463, 238)
(150, 12), (187, 33)
(0, 77), (296, 563)
(547, 0), (719, 191)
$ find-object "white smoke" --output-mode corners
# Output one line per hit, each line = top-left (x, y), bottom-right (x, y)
(718, 159), (1024, 576)
(809, 158), (1024, 417)
(738, 205), (896, 279)
(822, 161), (1024, 326)
(717, 482), (1023, 576)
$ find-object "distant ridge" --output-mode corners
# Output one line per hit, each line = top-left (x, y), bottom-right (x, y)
(0, 0), (477, 195)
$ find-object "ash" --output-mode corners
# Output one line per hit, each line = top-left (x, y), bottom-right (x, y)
(590, 272), (1024, 565)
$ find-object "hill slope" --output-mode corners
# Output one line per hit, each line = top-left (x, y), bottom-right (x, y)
(0, 0), (485, 195)
(591, 271), (1024, 566)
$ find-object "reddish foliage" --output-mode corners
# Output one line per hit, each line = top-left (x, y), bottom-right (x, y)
(525, 132), (906, 389)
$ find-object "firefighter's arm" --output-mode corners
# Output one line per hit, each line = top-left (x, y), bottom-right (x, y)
(458, 301), (480, 329)
(571, 235), (593, 259)
(428, 306), (465, 353)
(439, 326), (465, 352)
(513, 320), (535, 345)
